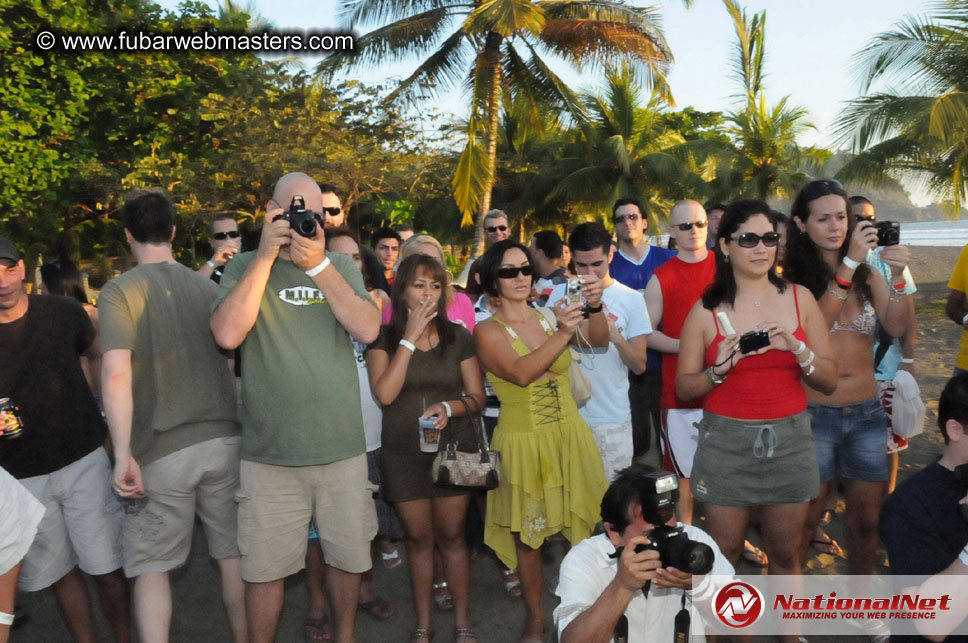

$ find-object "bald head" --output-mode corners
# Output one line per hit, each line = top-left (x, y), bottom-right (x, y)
(271, 172), (323, 213)
(669, 200), (705, 225)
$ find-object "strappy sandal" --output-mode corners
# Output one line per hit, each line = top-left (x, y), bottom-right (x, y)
(455, 626), (478, 642)
(501, 567), (522, 598)
(381, 547), (403, 569)
(432, 582), (453, 610)
(410, 627), (435, 641)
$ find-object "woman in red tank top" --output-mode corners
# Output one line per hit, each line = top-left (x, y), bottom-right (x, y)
(676, 201), (837, 608)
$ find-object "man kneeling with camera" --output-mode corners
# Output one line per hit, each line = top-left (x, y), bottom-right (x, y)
(555, 465), (733, 643)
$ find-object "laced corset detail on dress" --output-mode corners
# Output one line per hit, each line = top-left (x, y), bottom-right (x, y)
(490, 310), (569, 425)
(831, 296), (876, 336)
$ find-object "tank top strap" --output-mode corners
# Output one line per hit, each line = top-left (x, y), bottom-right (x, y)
(492, 308), (554, 342)
(491, 315), (519, 340)
(534, 307), (556, 335)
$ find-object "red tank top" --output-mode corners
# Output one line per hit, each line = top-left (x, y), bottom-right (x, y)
(703, 287), (808, 419)
(656, 253), (717, 409)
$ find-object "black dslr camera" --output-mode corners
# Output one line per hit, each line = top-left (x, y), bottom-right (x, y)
(273, 195), (320, 238)
(631, 472), (715, 575)
(873, 221), (900, 246)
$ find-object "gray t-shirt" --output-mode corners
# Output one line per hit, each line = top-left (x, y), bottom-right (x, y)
(99, 262), (239, 466)
(214, 252), (371, 466)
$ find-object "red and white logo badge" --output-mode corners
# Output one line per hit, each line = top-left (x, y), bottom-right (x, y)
(714, 581), (765, 628)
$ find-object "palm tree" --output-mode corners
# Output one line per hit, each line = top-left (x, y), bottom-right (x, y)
(715, 0), (827, 200)
(548, 65), (693, 226)
(321, 0), (672, 255)
(834, 0), (968, 213)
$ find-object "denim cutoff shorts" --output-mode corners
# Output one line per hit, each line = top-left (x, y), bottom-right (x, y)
(807, 396), (888, 483)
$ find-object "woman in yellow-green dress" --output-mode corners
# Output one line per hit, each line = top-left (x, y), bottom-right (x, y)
(473, 239), (609, 643)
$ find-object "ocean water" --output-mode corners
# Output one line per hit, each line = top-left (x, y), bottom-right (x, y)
(898, 220), (968, 246)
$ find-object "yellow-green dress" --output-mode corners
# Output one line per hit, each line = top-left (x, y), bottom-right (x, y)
(483, 310), (609, 570)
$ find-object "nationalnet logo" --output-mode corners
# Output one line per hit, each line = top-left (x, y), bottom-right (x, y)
(714, 581), (765, 628)
(696, 575), (968, 638)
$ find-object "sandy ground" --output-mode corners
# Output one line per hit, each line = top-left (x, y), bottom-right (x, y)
(11, 246), (967, 642)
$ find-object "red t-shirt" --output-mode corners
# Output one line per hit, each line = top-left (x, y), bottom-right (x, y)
(655, 253), (716, 409)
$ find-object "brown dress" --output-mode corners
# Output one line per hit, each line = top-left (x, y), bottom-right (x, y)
(367, 324), (476, 503)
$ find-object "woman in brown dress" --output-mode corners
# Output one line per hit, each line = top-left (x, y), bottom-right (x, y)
(366, 254), (486, 643)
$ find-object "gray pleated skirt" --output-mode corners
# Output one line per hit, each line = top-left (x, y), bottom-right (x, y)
(691, 410), (819, 507)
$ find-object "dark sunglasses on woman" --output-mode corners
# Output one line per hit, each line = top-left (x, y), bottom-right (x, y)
(496, 265), (534, 279)
(728, 232), (781, 248)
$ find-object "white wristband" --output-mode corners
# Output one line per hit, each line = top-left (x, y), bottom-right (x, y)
(0, 611), (13, 626)
(399, 339), (416, 353)
(442, 401), (452, 418)
(798, 350), (815, 369)
(305, 256), (331, 278)
(900, 358), (914, 364)
(842, 256), (861, 271)
(805, 364), (816, 377)
(206, 260), (216, 269)
(792, 340), (807, 356)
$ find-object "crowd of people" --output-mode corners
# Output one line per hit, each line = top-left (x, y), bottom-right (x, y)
(0, 172), (966, 643)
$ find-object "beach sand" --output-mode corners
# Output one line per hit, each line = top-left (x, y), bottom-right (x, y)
(11, 245), (967, 641)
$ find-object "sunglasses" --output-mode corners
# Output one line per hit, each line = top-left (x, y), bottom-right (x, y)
(322, 207), (342, 217)
(486, 225), (508, 233)
(728, 231), (781, 248)
(673, 220), (708, 231)
(613, 213), (641, 223)
(496, 265), (534, 279)
(212, 230), (241, 240)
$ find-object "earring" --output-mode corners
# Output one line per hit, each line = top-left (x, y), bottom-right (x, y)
(724, 254), (730, 263)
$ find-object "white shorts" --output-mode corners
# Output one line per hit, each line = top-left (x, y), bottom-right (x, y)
(586, 421), (633, 482)
(660, 408), (702, 478)
(17, 447), (123, 591)
(0, 467), (45, 576)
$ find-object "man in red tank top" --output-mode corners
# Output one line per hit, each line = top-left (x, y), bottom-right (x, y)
(644, 200), (715, 525)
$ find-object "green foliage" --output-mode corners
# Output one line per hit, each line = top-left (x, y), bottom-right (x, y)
(835, 0), (968, 214)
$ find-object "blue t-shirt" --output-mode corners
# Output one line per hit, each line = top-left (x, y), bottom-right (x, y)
(610, 245), (676, 371)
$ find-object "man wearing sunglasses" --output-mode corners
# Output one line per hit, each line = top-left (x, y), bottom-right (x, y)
(210, 171), (380, 643)
(644, 200), (716, 530)
(464, 209), (511, 297)
(319, 183), (345, 229)
(199, 215), (243, 283)
(608, 198), (676, 464)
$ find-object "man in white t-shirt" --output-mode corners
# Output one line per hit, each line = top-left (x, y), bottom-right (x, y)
(548, 222), (650, 481)
(555, 466), (733, 643)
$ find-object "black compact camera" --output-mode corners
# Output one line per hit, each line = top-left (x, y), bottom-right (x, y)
(631, 472), (715, 575)
(872, 221), (900, 246)
(634, 525), (714, 575)
(273, 195), (320, 238)
(739, 330), (771, 354)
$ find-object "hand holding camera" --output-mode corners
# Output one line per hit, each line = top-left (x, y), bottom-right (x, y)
(616, 534), (662, 592)
(849, 220), (879, 262)
(551, 297), (584, 335)
(257, 201), (293, 261)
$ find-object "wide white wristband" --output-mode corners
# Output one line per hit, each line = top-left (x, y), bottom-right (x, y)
(206, 260), (216, 269)
(798, 350), (816, 369)
(842, 256), (861, 271)
(442, 401), (452, 418)
(792, 340), (807, 356)
(305, 256), (331, 278)
(0, 611), (13, 626)
(399, 339), (416, 353)
(900, 358), (914, 364)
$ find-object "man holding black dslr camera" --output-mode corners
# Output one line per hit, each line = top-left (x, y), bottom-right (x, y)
(211, 172), (380, 643)
(555, 465), (732, 643)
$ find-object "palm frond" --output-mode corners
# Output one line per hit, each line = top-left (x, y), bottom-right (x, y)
(537, 19), (671, 76)
(466, 0), (546, 38)
(338, 0), (469, 29)
(385, 28), (472, 103)
(453, 124), (491, 224)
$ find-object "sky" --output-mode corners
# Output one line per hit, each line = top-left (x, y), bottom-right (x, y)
(155, 0), (935, 201)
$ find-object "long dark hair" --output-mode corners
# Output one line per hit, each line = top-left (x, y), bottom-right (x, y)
(40, 258), (90, 305)
(782, 179), (871, 302)
(388, 254), (454, 354)
(477, 239), (536, 298)
(702, 200), (786, 309)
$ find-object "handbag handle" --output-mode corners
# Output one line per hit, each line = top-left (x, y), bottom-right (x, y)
(455, 395), (491, 459)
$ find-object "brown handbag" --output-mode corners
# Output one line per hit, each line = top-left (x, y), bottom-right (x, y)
(431, 397), (501, 490)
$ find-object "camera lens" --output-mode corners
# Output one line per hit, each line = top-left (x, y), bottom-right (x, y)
(682, 542), (715, 575)
(297, 217), (317, 237)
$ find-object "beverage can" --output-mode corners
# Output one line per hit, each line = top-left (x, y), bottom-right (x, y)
(0, 398), (24, 439)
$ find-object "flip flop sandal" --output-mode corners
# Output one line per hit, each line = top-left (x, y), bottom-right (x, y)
(810, 536), (844, 557)
(742, 541), (769, 567)
(359, 595), (395, 621)
(303, 616), (333, 642)
(501, 568), (522, 598)
(432, 582), (453, 610)
(380, 547), (402, 569)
